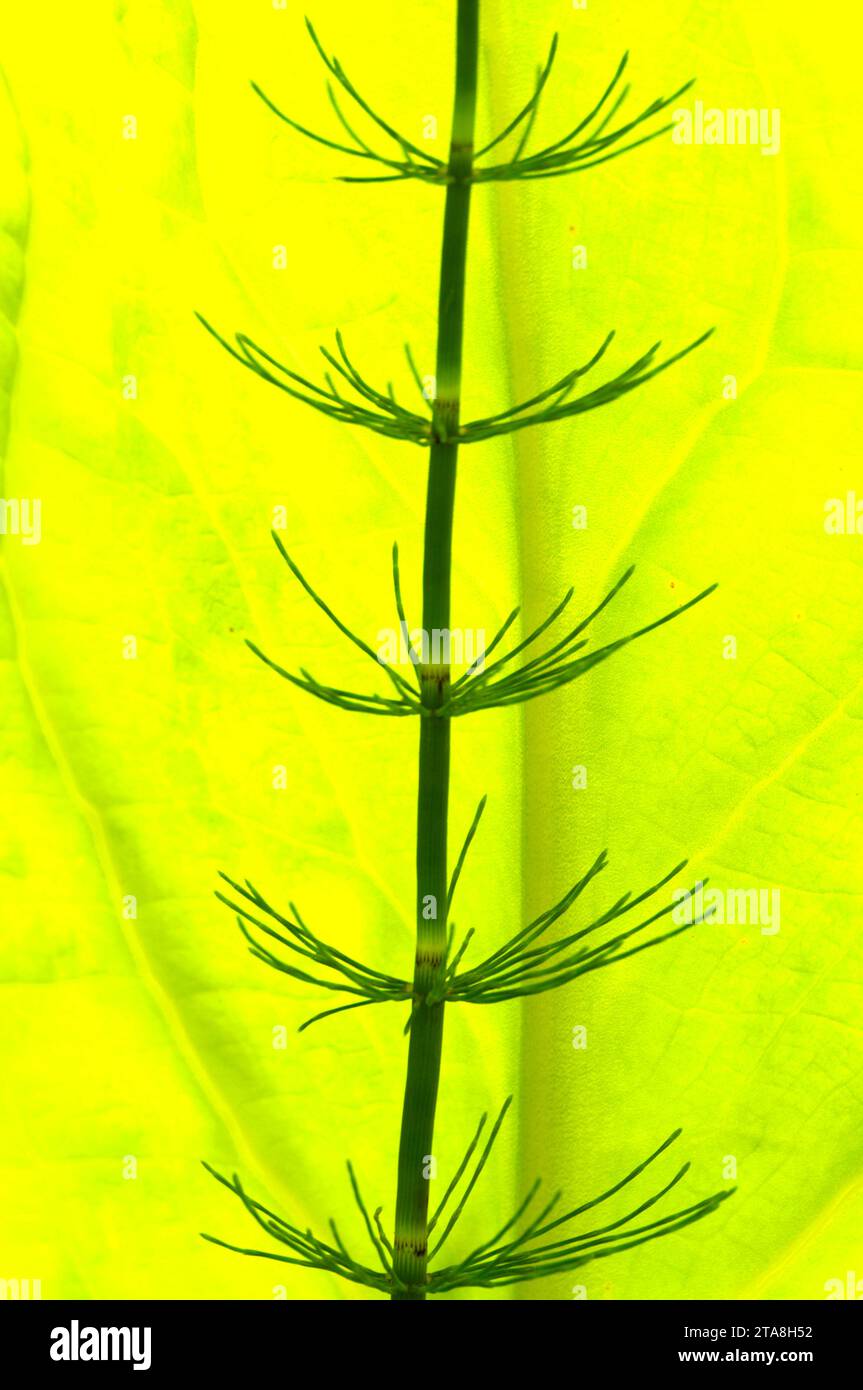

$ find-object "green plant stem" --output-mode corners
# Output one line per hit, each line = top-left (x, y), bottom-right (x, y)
(391, 0), (478, 1300)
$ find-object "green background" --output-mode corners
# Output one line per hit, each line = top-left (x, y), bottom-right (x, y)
(1, 0), (860, 1300)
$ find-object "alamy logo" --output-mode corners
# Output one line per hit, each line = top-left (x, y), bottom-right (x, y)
(377, 624), (486, 670)
(49, 1321), (152, 1372)
(672, 880), (781, 936)
(0, 497), (41, 545)
(825, 1271), (863, 1300)
(0, 1276), (41, 1299)
(672, 101), (781, 156)
(824, 492), (863, 534)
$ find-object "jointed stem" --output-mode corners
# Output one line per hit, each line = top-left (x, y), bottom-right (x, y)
(200, 0), (730, 1302)
(391, 0), (479, 1300)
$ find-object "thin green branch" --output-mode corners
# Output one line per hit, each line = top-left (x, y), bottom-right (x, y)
(346, 1162), (393, 1274)
(444, 858), (714, 1006)
(429, 1130), (733, 1292)
(391, 542), (422, 680)
(445, 570), (716, 716)
(428, 1097), (513, 1258)
(242, 532), (423, 719)
(249, 20), (446, 186)
(216, 874), (409, 1030)
(250, 25), (696, 194)
(304, 20), (444, 168)
(403, 342), (433, 406)
(447, 794), (487, 910)
(426, 1110), (488, 1234)
(197, 315), (431, 445)
(459, 330), (715, 442)
(472, 53), (696, 184)
(200, 1163), (391, 1293)
(475, 34), (559, 158)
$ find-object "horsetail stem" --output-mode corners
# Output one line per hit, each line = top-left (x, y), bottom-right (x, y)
(390, 0), (479, 1301)
(199, 1), (734, 1299)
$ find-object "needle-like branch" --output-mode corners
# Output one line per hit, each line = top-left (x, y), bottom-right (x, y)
(472, 48), (695, 186)
(216, 873), (409, 1030)
(446, 570), (716, 716)
(447, 795), (487, 910)
(445, 858), (716, 1005)
(197, 315), (432, 446)
(459, 330), (714, 443)
(475, 34), (559, 158)
(429, 1130), (733, 1292)
(200, 1163), (391, 1293)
